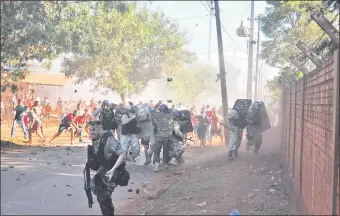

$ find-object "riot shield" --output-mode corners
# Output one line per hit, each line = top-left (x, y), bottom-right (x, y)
(259, 101), (271, 132)
(232, 99), (252, 111)
(137, 104), (154, 139)
(114, 107), (129, 125)
(231, 99), (252, 129)
(179, 110), (193, 133)
(246, 101), (271, 132)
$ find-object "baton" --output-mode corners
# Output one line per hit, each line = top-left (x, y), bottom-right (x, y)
(218, 122), (235, 132)
(184, 137), (195, 142)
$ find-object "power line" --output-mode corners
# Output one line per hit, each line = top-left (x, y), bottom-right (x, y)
(171, 14), (212, 22)
(200, 1), (247, 53)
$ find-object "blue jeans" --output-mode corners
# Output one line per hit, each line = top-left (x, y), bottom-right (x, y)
(11, 119), (28, 139)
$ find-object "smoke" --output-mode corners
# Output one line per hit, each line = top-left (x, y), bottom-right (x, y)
(32, 57), (245, 107)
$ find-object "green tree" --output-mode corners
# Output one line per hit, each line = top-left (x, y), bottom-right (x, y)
(1, 1), (65, 93)
(260, 1), (338, 101)
(60, 2), (195, 104)
(169, 64), (216, 104)
(259, 1), (337, 68)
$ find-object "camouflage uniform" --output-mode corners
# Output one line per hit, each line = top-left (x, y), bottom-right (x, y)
(169, 120), (185, 162)
(89, 134), (124, 216)
(138, 104), (155, 165)
(153, 111), (174, 171)
(120, 113), (140, 160)
(114, 107), (129, 141)
(141, 135), (154, 165)
(245, 102), (263, 154)
(227, 109), (244, 158)
(228, 109), (243, 160)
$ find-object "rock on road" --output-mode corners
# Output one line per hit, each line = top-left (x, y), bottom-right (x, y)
(0, 143), (163, 215)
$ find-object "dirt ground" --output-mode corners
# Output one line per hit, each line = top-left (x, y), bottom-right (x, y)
(1, 120), (300, 215)
(118, 127), (300, 215)
(1, 119), (89, 146)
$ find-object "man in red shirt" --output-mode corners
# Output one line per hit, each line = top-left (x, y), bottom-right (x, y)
(49, 110), (79, 144)
(73, 111), (86, 142)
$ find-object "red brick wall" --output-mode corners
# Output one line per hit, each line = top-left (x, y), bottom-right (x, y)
(280, 52), (339, 215)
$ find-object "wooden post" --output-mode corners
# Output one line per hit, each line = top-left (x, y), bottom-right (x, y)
(330, 50), (339, 215)
(311, 13), (340, 46)
(299, 75), (306, 195)
(296, 40), (323, 68)
(292, 81), (297, 177)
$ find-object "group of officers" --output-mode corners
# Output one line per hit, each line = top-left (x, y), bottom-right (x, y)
(83, 98), (270, 216)
(227, 99), (271, 160)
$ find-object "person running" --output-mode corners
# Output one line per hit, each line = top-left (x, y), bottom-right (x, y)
(73, 110), (86, 142)
(49, 110), (79, 144)
(26, 107), (46, 144)
(10, 99), (28, 140)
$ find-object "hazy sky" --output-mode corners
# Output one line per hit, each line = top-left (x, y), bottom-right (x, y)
(147, 1), (278, 97)
(44, 1), (277, 104)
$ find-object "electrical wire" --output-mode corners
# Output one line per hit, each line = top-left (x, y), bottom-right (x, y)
(170, 14), (213, 22)
(200, 0), (247, 53)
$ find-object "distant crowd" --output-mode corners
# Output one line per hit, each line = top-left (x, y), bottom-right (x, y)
(1, 94), (225, 146)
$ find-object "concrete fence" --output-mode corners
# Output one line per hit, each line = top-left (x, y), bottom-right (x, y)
(280, 50), (339, 215)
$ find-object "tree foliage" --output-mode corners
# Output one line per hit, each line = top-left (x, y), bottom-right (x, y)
(1, 1), (66, 93)
(260, 0), (338, 101)
(259, 1), (337, 68)
(169, 65), (216, 104)
(59, 2), (196, 104)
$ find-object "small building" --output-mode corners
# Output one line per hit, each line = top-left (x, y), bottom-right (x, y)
(1, 73), (69, 105)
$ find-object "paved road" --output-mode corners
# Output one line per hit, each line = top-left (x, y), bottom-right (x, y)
(0, 143), (169, 215)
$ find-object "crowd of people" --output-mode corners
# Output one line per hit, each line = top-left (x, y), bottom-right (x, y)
(3, 94), (225, 145)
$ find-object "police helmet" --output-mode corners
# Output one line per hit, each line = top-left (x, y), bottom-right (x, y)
(173, 110), (182, 118)
(102, 100), (111, 108)
(110, 103), (118, 109)
(237, 100), (247, 107)
(129, 106), (139, 114)
(159, 104), (168, 112)
(254, 101), (261, 110)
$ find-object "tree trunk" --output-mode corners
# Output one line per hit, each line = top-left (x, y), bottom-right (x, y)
(120, 92), (126, 106)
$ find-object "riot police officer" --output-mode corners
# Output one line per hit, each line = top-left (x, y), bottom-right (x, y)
(227, 100), (249, 160)
(120, 106), (141, 162)
(245, 101), (263, 155)
(152, 104), (174, 172)
(93, 100), (118, 134)
(168, 110), (185, 165)
(86, 120), (128, 216)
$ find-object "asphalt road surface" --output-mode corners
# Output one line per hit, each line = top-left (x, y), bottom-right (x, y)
(0, 143), (166, 215)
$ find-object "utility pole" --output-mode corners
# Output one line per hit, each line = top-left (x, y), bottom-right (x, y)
(259, 59), (264, 100)
(253, 18), (260, 101)
(213, 0), (229, 146)
(246, 0), (255, 100)
(208, 6), (213, 64)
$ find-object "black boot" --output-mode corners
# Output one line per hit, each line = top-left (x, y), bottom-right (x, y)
(100, 199), (114, 216)
(228, 151), (234, 160)
(234, 150), (239, 157)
